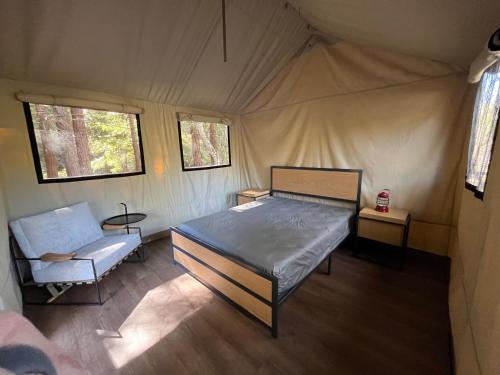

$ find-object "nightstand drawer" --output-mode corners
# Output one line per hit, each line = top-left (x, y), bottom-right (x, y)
(357, 218), (404, 246)
(237, 195), (255, 205)
(236, 188), (270, 206)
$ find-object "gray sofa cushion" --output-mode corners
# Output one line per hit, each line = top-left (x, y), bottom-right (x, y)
(31, 233), (142, 283)
(10, 202), (103, 271)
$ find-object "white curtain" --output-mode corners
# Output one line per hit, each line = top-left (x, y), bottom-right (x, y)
(468, 29), (500, 83)
(466, 61), (500, 196)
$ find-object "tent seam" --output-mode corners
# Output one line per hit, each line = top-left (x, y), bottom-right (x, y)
(241, 71), (467, 116)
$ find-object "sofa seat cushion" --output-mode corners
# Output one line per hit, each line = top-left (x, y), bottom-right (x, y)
(31, 233), (141, 284)
(9, 202), (104, 271)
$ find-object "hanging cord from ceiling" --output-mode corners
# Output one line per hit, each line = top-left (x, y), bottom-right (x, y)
(222, 0), (227, 62)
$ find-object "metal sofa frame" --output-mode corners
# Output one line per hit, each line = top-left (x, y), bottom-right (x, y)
(9, 226), (144, 306)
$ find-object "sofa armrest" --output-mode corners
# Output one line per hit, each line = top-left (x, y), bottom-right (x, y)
(40, 252), (77, 262)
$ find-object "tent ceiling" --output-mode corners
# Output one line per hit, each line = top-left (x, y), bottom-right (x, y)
(1, 0), (498, 113)
(0, 0), (310, 113)
(288, 0), (500, 67)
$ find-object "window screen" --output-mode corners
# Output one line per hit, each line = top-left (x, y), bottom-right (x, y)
(466, 61), (500, 199)
(24, 103), (145, 183)
(177, 118), (231, 171)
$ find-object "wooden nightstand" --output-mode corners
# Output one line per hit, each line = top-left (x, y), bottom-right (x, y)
(355, 207), (411, 267)
(236, 188), (270, 205)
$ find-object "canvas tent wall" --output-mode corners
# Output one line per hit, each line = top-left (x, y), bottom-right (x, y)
(240, 41), (468, 255)
(0, 167), (21, 312)
(447, 86), (500, 375)
(0, 78), (252, 232)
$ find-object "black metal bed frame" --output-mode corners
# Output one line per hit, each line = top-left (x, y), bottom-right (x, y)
(172, 166), (362, 337)
(9, 226), (145, 306)
(172, 227), (350, 337)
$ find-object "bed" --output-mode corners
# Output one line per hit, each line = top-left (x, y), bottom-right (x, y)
(170, 166), (362, 337)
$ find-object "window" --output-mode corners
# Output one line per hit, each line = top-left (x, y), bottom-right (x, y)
(466, 61), (500, 199)
(177, 114), (231, 171)
(23, 103), (145, 183)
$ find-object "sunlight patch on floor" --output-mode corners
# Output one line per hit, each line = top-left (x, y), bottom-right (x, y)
(103, 273), (213, 369)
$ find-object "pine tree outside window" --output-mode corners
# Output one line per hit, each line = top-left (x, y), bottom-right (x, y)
(177, 114), (231, 171)
(23, 103), (145, 183)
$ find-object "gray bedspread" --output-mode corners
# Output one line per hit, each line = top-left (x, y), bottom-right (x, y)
(177, 197), (354, 296)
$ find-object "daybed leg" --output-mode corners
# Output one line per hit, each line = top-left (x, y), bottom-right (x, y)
(327, 255), (332, 275)
(139, 245), (145, 262)
(94, 281), (102, 305)
(45, 284), (72, 304)
(91, 260), (103, 305)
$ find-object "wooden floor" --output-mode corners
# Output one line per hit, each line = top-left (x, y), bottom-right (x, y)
(24, 238), (451, 375)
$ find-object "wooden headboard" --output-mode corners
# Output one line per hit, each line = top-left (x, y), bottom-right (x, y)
(270, 166), (362, 212)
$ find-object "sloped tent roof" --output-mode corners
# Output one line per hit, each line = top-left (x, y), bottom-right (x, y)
(1, 0), (499, 113)
(289, 0), (500, 68)
(0, 0), (311, 113)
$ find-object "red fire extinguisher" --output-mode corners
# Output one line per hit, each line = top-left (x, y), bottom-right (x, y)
(375, 189), (390, 213)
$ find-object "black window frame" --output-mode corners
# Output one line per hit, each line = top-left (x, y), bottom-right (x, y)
(23, 102), (146, 184)
(177, 119), (232, 172)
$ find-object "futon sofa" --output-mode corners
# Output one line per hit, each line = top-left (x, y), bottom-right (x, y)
(9, 202), (143, 305)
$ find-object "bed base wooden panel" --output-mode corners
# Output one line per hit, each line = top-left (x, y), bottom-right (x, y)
(174, 249), (272, 325)
(171, 228), (278, 336)
(171, 166), (362, 338)
(357, 218), (404, 246)
(171, 231), (272, 301)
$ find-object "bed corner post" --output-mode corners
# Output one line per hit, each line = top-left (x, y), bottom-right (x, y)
(356, 169), (363, 216)
(270, 166), (274, 197)
(271, 276), (279, 338)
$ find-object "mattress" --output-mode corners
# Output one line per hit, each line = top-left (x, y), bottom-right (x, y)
(176, 196), (354, 297)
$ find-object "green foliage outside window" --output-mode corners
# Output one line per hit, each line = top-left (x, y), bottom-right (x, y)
(179, 120), (230, 170)
(27, 103), (144, 181)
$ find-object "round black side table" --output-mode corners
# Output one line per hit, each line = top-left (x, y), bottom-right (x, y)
(103, 203), (146, 234)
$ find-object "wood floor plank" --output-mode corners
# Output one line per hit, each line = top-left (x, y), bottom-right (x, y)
(23, 237), (452, 375)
